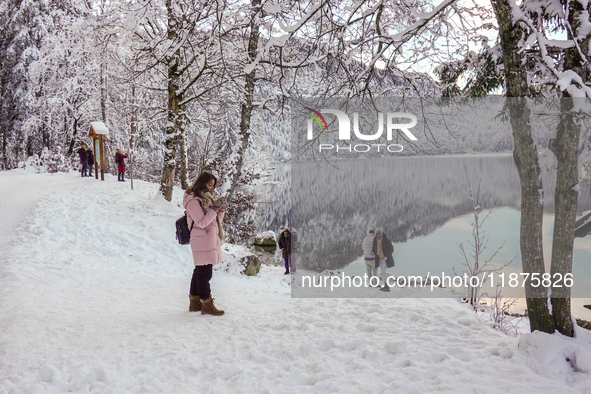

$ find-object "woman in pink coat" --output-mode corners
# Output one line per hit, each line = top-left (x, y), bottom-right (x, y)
(184, 171), (227, 316)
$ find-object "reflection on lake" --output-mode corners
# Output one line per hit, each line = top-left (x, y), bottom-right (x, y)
(290, 153), (591, 271)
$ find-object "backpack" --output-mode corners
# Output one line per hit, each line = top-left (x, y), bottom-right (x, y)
(175, 200), (201, 245)
(115, 154), (120, 165)
(175, 211), (194, 245)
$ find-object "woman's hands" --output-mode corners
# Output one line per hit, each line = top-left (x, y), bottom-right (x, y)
(218, 195), (228, 211)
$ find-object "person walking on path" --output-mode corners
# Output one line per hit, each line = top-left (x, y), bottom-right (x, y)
(183, 171), (228, 316)
(278, 228), (294, 275)
(115, 148), (128, 182)
(372, 229), (395, 292)
(76, 145), (88, 177)
(86, 147), (95, 177)
(362, 230), (378, 285)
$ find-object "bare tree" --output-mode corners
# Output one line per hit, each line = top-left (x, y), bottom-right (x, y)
(455, 175), (515, 307)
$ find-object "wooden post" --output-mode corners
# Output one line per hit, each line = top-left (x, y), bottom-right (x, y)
(99, 134), (105, 181)
(93, 137), (99, 179)
(88, 122), (108, 181)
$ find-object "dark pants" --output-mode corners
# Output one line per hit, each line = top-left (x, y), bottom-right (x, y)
(118, 171), (125, 181)
(81, 161), (88, 177)
(88, 163), (94, 176)
(284, 255), (295, 272)
(190, 264), (213, 300)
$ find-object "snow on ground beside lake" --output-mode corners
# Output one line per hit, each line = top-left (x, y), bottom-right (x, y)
(1, 170), (591, 393)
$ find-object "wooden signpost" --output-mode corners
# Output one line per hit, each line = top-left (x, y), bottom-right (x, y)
(88, 122), (109, 181)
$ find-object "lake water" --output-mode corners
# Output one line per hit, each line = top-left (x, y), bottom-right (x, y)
(256, 153), (591, 319)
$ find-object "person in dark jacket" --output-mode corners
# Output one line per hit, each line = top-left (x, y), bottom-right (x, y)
(372, 229), (395, 292)
(76, 145), (88, 177)
(115, 148), (128, 181)
(86, 148), (95, 177)
(278, 228), (294, 275)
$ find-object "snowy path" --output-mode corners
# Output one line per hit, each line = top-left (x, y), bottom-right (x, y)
(1, 170), (590, 393)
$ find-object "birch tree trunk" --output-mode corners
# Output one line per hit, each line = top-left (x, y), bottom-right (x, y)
(179, 116), (188, 190)
(160, 0), (182, 201)
(100, 63), (111, 173)
(100, 63), (107, 125)
(491, 0), (555, 334)
(227, 0), (261, 202)
(130, 85), (137, 187)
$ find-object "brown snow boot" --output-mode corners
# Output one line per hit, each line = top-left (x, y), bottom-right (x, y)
(200, 295), (225, 316)
(189, 294), (202, 312)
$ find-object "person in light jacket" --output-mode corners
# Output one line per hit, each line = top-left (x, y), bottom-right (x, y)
(372, 229), (395, 292)
(361, 229), (377, 285)
(183, 171), (228, 315)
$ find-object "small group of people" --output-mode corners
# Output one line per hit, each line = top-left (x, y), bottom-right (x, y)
(362, 229), (395, 292)
(76, 145), (95, 177)
(278, 227), (296, 275)
(75, 144), (129, 181)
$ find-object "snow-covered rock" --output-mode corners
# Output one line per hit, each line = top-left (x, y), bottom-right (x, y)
(220, 243), (261, 276)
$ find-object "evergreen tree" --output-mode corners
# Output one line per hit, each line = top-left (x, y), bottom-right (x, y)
(0, 0), (52, 169)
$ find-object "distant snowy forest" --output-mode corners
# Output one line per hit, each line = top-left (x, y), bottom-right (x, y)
(2, 0), (567, 180)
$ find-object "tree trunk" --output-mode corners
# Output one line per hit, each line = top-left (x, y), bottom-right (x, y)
(68, 115), (80, 155)
(1, 126), (7, 170)
(100, 63), (107, 124)
(160, 0), (182, 201)
(549, 99), (578, 337)
(509, 97), (556, 333)
(491, 0), (555, 333)
(42, 108), (50, 150)
(100, 63), (111, 174)
(26, 135), (32, 158)
(179, 113), (188, 190)
(227, 0), (261, 202)
(130, 86), (136, 188)
(548, 0), (590, 337)
(41, 124), (49, 151)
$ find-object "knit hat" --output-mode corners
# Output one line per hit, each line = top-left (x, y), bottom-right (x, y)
(376, 229), (383, 235)
(81, 145), (86, 148)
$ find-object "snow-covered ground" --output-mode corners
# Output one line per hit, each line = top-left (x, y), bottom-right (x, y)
(1, 169), (591, 393)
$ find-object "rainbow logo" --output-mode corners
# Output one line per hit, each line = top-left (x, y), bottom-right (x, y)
(304, 107), (329, 132)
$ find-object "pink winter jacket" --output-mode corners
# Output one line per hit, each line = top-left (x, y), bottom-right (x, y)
(183, 192), (225, 266)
